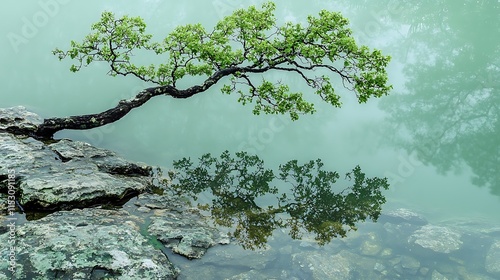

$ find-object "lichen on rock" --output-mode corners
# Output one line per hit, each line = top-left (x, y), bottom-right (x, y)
(0, 208), (179, 279)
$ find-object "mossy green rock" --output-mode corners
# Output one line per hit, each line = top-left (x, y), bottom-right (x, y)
(0, 208), (179, 279)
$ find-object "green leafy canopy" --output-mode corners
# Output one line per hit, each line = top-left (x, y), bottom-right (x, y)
(53, 2), (392, 120)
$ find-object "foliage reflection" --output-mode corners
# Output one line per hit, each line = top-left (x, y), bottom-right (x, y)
(157, 151), (389, 249)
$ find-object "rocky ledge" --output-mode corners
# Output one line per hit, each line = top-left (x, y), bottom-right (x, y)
(0, 106), (229, 279)
(0, 106), (152, 211)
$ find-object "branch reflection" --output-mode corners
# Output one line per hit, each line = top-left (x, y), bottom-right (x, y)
(158, 151), (389, 249)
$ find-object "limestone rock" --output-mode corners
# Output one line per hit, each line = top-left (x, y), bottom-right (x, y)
(148, 213), (230, 259)
(291, 250), (379, 280)
(485, 240), (500, 274)
(130, 194), (230, 259)
(200, 244), (277, 271)
(0, 106), (42, 135)
(431, 270), (448, 280)
(358, 232), (383, 256)
(0, 131), (151, 211)
(0, 208), (179, 279)
(408, 225), (462, 253)
(380, 208), (428, 226)
(49, 139), (151, 176)
(400, 255), (420, 275)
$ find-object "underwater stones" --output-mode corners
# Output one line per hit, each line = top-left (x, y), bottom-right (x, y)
(130, 194), (230, 259)
(358, 232), (383, 256)
(485, 240), (500, 274)
(389, 255), (421, 276)
(225, 269), (273, 280)
(431, 270), (449, 280)
(200, 244), (277, 271)
(148, 214), (230, 259)
(380, 208), (428, 226)
(291, 250), (377, 280)
(0, 106), (42, 135)
(408, 225), (463, 253)
(0, 208), (179, 279)
(399, 255), (421, 275)
(381, 209), (427, 247)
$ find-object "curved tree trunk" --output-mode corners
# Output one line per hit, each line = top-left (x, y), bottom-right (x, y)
(0, 66), (251, 139)
(32, 67), (242, 139)
(34, 85), (175, 139)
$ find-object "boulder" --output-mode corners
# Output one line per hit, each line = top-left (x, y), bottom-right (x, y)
(485, 240), (500, 274)
(135, 194), (230, 259)
(0, 131), (151, 211)
(380, 208), (428, 226)
(0, 208), (179, 279)
(408, 225), (463, 253)
(291, 250), (379, 280)
(0, 106), (42, 135)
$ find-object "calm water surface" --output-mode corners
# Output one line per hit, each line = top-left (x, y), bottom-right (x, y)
(1, 0), (499, 278)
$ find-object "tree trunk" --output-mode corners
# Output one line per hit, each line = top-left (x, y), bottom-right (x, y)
(34, 85), (176, 139)
(32, 67), (241, 139)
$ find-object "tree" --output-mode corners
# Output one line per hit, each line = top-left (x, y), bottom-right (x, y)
(157, 151), (389, 249)
(5, 2), (391, 139)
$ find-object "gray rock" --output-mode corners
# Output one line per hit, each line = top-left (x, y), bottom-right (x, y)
(0, 208), (179, 279)
(0, 194), (6, 214)
(49, 140), (151, 176)
(0, 131), (151, 210)
(380, 208), (428, 226)
(0, 106), (42, 135)
(359, 232), (383, 256)
(225, 269), (280, 280)
(373, 262), (386, 272)
(133, 194), (230, 259)
(148, 216), (227, 259)
(431, 270), (448, 280)
(199, 243), (277, 271)
(456, 266), (496, 280)
(485, 240), (500, 274)
(408, 225), (463, 253)
(400, 255), (420, 275)
(291, 250), (378, 280)
(133, 192), (187, 211)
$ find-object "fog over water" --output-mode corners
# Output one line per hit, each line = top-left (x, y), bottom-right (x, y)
(1, 0), (499, 277)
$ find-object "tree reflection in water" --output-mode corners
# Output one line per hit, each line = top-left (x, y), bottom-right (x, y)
(156, 151), (389, 249)
(375, 0), (500, 194)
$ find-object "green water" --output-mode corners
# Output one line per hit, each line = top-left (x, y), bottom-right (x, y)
(1, 0), (499, 278)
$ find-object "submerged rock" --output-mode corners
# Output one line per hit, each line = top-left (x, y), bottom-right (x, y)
(358, 232), (383, 256)
(380, 208), (428, 226)
(135, 194), (230, 259)
(408, 225), (463, 253)
(431, 270), (449, 280)
(485, 240), (500, 274)
(399, 255), (421, 275)
(291, 250), (379, 280)
(0, 208), (179, 279)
